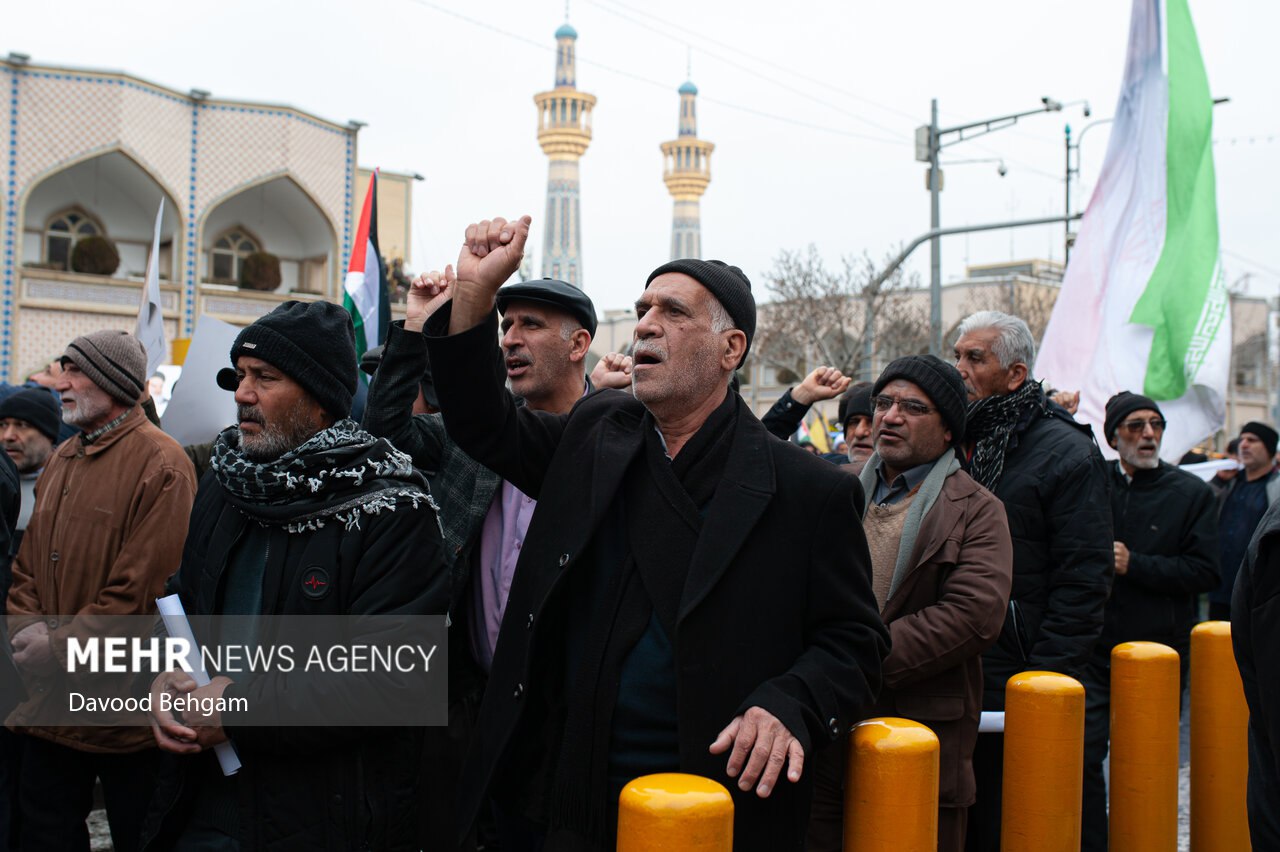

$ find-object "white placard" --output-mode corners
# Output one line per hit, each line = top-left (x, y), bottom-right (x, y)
(160, 317), (240, 447)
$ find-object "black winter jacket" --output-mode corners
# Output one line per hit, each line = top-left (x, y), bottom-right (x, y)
(1102, 461), (1218, 653)
(975, 405), (1113, 708)
(140, 471), (449, 852)
(1232, 499), (1280, 845)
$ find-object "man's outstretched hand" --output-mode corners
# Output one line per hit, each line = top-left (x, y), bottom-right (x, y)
(449, 216), (531, 334)
(709, 706), (805, 798)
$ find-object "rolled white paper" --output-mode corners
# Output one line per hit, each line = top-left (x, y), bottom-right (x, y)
(156, 594), (241, 775)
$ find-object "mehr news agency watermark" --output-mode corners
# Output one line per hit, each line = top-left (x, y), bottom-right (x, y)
(1, 612), (448, 728)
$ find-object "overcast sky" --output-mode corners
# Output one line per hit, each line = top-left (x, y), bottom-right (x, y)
(8, 0), (1278, 314)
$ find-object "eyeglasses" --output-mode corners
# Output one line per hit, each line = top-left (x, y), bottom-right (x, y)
(872, 395), (936, 417)
(1119, 418), (1167, 435)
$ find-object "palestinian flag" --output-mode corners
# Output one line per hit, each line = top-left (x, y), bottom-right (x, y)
(343, 169), (391, 364)
(1036, 0), (1229, 461)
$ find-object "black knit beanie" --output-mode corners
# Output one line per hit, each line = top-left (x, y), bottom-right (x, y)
(1104, 391), (1164, 444)
(838, 382), (874, 429)
(873, 355), (967, 447)
(1241, 421), (1279, 457)
(216, 300), (358, 419)
(0, 388), (61, 443)
(646, 259), (755, 366)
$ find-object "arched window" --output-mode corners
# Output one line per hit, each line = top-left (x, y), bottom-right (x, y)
(45, 208), (103, 270)
(209, 227), (260, 283)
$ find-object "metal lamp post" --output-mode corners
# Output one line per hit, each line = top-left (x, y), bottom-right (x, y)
(917, 97), (1075, 356)
(1064, 117), (1114, 261)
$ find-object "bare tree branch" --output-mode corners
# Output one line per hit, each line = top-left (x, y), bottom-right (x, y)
(754, 246), (929, 383)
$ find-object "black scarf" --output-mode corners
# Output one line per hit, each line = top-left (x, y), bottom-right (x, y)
(965, 380), (1049, 492)
(209, 418), (435, 532)
(547, 392), (738, 849)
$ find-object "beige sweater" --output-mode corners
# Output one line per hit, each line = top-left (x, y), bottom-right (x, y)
(862, 491), (918, 611)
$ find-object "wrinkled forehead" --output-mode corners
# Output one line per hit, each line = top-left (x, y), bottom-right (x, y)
(234, 354), (287, 376)
(954, 328), (1000, 355)
(878, 378), (933, 406)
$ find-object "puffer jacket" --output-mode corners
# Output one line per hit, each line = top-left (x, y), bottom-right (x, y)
(139, 469), (448, 852)
(973, 404), (1113, 708)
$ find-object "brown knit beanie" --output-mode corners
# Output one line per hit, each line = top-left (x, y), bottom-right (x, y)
(60, 330), (147, 405)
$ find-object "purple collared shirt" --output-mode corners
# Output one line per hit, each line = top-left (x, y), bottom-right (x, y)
(471, 480), (537, 671)
(470, 379), (590, 670)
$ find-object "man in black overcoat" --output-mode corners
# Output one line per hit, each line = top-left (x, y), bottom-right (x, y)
(419, 215), (888, 852)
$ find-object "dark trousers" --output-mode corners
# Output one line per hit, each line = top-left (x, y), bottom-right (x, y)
(18, 735), (159, 852)
(1079, 644), (1190, 852)
(1247, 725), (1280, 848)
(1208, 601), (1231, 622)
(804, 733), (845, 852)
(0, 729), (21, 852)
(938, 806), (967, 852)
(964, 732), (1003, 852)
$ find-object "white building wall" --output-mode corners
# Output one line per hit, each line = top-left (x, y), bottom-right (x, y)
(1, 60), (358, 376)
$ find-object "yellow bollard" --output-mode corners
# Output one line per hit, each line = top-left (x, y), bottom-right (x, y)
(1110, 641), (1180, 851)
(1002, 671), (1085, 852)
(844, 717), (939, 852)
(1191, 622), (1251, 851)
(617, 773), (733, 852)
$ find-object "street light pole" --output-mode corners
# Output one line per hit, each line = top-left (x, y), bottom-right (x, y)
(918, 97), (1069, 356)
(1064, 124), (1074, 260)
(928, 99), (942, 356)
(1064, 117), (1113, 262)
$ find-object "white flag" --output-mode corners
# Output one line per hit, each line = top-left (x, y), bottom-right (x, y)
(1036, 0), (1229, 461)
(134, 199), (167, 377)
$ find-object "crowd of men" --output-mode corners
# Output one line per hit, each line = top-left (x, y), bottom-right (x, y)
(0, 211), (1275, 851)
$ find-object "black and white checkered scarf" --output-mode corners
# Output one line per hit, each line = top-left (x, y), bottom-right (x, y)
(210, 418), (436, 533)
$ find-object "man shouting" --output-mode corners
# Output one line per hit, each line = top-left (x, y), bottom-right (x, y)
(422, 216), (887, 851)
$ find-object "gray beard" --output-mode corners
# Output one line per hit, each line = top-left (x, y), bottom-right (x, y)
(1119, 445), (1160, 470)
(238, 403), (322, 462)
(62, 393), (111, 428)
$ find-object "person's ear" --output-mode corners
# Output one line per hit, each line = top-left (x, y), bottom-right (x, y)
(568, 329), (591, 363)
(1005, 362), (1029, 393)
(721, 330), (747, 372)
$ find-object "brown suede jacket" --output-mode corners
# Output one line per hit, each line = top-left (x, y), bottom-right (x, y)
(6, 405), (196, 753)
(869, 464), (1013, 808)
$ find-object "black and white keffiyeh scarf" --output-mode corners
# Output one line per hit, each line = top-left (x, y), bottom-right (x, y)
(966, 379), (1050, 492)
(210, 418), (436, 533)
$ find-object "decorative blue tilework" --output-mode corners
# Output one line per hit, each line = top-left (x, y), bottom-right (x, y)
(342, 136), (353, 277)
(184, 102), (199, 336)
(2, 68), (19, 376)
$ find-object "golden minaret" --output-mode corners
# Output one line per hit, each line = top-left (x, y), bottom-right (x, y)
(661, 78), (714, 259)
(533, 22), (596, 288)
